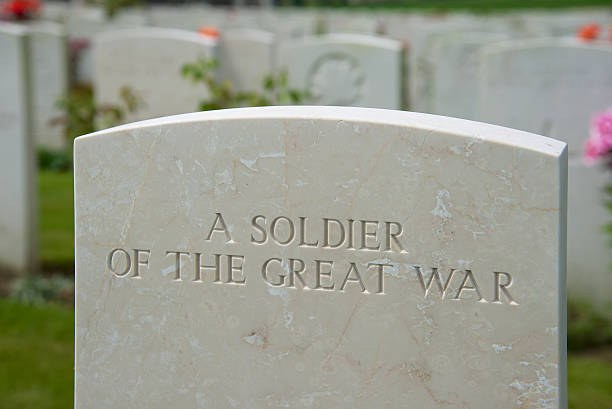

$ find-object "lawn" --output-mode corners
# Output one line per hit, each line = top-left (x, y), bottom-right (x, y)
(38, 171), (74, 270)
(0, 298), (611, 409)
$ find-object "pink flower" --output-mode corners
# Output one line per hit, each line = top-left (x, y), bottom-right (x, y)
(583, 136), (604, 164)
(584, 108), (612, 164)
(592, 110), (612, 150)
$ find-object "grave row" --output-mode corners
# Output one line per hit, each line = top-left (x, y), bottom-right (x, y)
(1, 7), (611, 313)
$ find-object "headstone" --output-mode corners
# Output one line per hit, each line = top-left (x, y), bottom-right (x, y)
(218, 28), (275, 94)
(0, 23), (37, 275)
(278, 34), (403, 109)
(26, 21), (69, 149)
(92, 28), (217, 122)
(478, 38), (612, 312)
(478, 38), (612, 155)
(74, 107), (567, 408)
(428, 31), (507, 120)
(66, 6), (149, 84)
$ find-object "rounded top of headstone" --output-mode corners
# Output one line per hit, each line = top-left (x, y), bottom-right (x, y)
(76, 106), (567, 158)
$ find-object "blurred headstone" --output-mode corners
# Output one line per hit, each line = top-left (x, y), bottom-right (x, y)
(218, 28), (275, 94)
(26, 21), (69, 149)
(0, 23), (37, 275)
(279, 34), (403, 109)
(92, 28), (217, 121)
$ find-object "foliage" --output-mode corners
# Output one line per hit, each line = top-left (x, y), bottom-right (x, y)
(10, 275), (74, 305)
(39, 170), (74, 269)
(38, 148), (72, 172)
(86, 0), (142, 19)
(568, 298), (612, 352)
(181, 58), (308, 111)
(53, 84), (142, 144)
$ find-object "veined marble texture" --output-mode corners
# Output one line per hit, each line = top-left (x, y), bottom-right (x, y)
(74, 106), (567, 409)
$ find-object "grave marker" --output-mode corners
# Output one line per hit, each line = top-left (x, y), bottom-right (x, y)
(278, 34), (403, 109)
(93, 28), (217, 121)
(75, 107), (567, 408)
(0, 23), (37, 275)
(27, 21), (69, 149)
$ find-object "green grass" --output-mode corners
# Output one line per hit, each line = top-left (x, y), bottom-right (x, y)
(0, 299), (74, 409)
(569, 356), (612, 409)
(0, 298), (611, 409)
(39, 171), (74, 269)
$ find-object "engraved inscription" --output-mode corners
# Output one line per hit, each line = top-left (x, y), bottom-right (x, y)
(106, 212), (520, 306)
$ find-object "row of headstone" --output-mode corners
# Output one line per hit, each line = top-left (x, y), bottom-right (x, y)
(41, 3), (612, 95)
(0, 23), (38, 276)
(92, 28), (404, 122)
(74, 106), (568, 408)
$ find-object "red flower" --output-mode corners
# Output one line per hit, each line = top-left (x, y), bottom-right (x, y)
(2, 0), (40, 20)
(198, 26), (219, 39)
(577, 23), (600, 41)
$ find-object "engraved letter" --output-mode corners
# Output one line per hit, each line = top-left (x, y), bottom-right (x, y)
(205, 212), (233, 242)
(108, 248), (131, 277)
(166, 251), (190, 281)
(492, 272), (518, 305)
(322, 218), (345, 248)
(132, 249), (150, 278)
(270, 216), (295, 246)
(287, 258), (307, 288)
(298, 216), (319, 248)
(339, 263), (367, 292)
(346, 219), (355, 249)
(454, 270), (486, 302)
(227, 255), (246, 284)
(262, 258), (285, 287)
(368, 262), (393, 294)
(414, 266), (457, 299)
(384, 221), (406, 253)
(251, 215), (267, 244)
(194, 253), (221, 282)
(314, 260), (335, 290)
(360, 220), (380, 250)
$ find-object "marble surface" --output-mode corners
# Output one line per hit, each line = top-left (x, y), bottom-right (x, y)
(0, 23), (37, 274)
(74, 106), (567, 409)
(478, 38), (612, 312)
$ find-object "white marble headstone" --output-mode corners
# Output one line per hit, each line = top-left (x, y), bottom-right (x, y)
(74, 106), (567, 409)
(428, 31), (507, 120)
(218, 28), (275, 93)
(478, 38), (612, 310)
(26, 21), (69, 149)
(0, 23), (37, 275)
(278, 34), (403, 109)
(92, 28), (217, 122)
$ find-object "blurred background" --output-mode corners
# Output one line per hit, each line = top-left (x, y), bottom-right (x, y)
(1, 0), (611, 408)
